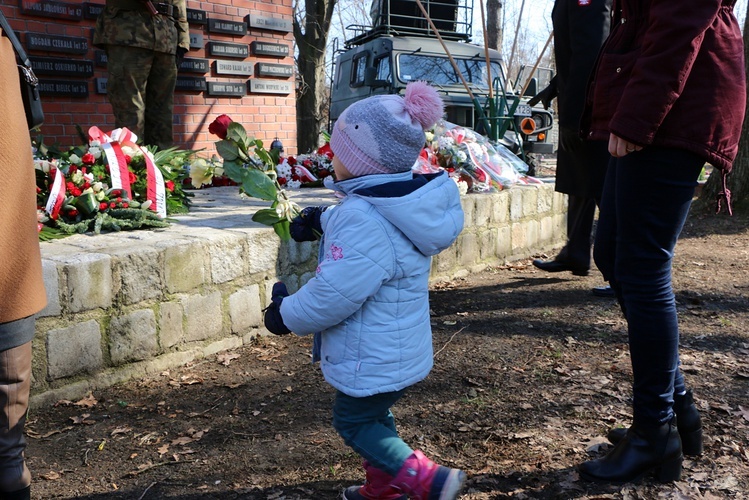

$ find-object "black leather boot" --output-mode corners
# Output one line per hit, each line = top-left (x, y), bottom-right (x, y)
(1, 486), (30, 500)
(579, 418), (683, 484)
(607, 390), (703, 456)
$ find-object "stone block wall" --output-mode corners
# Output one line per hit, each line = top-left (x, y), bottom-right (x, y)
(30, 184), (566, 407)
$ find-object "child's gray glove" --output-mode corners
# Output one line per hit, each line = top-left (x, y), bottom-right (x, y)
(263, 282), (291, 335)
(290, 206), (325, 242)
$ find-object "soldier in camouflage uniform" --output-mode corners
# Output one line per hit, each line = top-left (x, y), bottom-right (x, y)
(94, 0), (189, 149)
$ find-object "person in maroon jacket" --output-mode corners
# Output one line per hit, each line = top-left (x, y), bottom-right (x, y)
(577, 0), (745, 484)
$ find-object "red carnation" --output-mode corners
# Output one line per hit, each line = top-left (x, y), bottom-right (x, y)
(166, 180), (175, 192)
(124, 155), (132, 165)
(208, 114), (233, 139)
(287, 156), (297, 166)
(129, 172), (137, 183)
(82, 153), (95, 165)
(317, 143), (333, 158)
(100, 202), (108, 211)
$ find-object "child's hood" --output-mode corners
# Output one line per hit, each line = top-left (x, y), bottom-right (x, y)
(333, 171), (464, 256)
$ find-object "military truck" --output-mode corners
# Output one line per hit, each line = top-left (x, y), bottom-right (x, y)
(329, 0), (554, 169)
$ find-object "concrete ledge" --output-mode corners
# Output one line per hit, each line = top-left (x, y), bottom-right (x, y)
(31, 183), (566, 407)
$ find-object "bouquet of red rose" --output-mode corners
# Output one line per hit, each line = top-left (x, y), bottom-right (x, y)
(207, 114), (300, 240)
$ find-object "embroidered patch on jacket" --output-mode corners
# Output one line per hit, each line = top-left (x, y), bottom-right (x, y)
(330, 244), (344, 261)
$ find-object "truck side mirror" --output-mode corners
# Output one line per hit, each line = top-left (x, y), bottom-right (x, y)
(364, 67), (389, 88)
(524, 78), (538, 97)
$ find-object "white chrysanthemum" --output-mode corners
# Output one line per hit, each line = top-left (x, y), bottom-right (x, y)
(286, 179), (302, 190)
(456, 150), (468, 163)
(276, 163), (292, 179)
(437, 136), (455, 149)
(452, 176), (469, 196)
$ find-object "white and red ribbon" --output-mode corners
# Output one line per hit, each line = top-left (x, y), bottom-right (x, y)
(44, 168), (66, 220)
(88, 126), (167, 217)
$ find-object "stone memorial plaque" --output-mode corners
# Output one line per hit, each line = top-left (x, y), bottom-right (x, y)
(19, 0), (83, 20)
(39, 79), (89, 97)
(248, 79), (292, 95)
(189, 32), (204, 50)
(186, 8), (207, 25)
(30, 57), (94, 77)
(179, 57), (209, 74)
(214, 59), (254, 76)
(83, 2), (104, 20)
(251, 41), (289, 58)
(95, 77), (107, 94)
(176, 76), (207, 92)
(207, 41), (249, 59)
(94, 50), (107, 67)
(26, 33), (89, 54)
(207, 81), (247, 97)
(208, 18), (247, 36)
(256, 62), (293, 78)
(246, 14), (292, 33)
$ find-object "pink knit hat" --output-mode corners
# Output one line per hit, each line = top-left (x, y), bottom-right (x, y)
(330, 81), (444, 177)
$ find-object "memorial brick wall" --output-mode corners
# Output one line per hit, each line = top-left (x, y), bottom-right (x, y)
(1, 0), (297, 154)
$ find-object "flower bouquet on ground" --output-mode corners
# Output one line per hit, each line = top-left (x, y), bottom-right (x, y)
(415, 121), (542, 192)
(34, 127), (195, 239)
(275, 135), (335, 188)
(207, 114), (301, 240)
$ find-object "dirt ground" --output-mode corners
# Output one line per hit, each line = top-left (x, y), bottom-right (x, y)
(25, 202), (749, 500)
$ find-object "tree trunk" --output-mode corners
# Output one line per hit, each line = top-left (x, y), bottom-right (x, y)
(700, 11), (749, 211)
(294, 0), (337, 154)
(486, 0), (503, 52)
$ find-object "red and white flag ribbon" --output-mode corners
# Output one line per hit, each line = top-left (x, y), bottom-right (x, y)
(87, 126), (167, 217)
(142, 149), (167, 218)
(45, 169), (66, 220)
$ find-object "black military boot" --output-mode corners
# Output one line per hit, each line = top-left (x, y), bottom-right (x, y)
(579, 417), (683, 484)
(607, 390), (702, 456)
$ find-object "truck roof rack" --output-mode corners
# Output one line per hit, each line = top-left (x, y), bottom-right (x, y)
(345, 0), (473, 48)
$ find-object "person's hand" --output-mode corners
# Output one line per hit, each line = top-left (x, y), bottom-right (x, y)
(559, 126), (583, 153)
(175, 47), (188, 69)
(263, 282), (291, 335)
(527, 77), (557, 109)
(289, 206), (325, 242)
(608, 133), (643, 158)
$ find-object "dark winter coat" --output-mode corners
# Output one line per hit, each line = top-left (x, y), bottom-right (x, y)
(551, 0), (612, 197)
(582, 0), (746, 172)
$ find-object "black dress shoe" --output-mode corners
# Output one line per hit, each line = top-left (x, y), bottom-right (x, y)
(592, 285), (615, 298)
(532, 259), (589, 276)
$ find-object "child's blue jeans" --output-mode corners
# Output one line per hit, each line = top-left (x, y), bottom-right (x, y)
(332, 389), (414, 476)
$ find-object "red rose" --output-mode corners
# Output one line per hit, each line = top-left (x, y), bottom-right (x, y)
(287, 156), (297, 166)
(208, 114), (233, 139)
(129, 172), (137, 183)
(124, 155), (132, 165)
(82, 153), (95, 165)
(278, 177), (287, 186)
(109, 202), (116, 209)
(318, 169), (330, 178)
(166, 180), (175, 192)
(121, 202), (129, 208)
(110, 189), (121, 197)
(100, 202), (108, 211)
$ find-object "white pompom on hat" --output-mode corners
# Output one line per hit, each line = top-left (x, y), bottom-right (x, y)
(330, 81), (444, 177)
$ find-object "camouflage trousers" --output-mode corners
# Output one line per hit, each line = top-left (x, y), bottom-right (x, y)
(106, 45), (177, 150)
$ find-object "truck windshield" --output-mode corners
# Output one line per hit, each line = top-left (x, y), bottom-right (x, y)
(397, 54), (504, 89)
